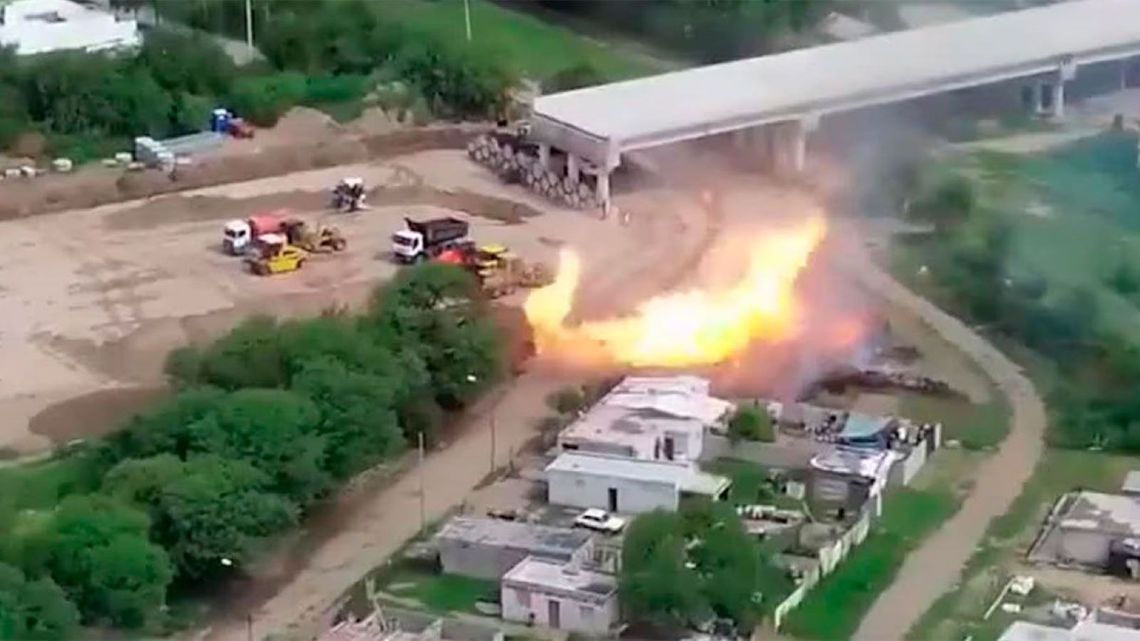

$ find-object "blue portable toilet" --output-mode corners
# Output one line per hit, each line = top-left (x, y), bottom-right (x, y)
(210, 108), (232, 133)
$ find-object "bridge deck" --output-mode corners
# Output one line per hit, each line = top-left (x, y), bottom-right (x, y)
(533, 0), (1140, 154)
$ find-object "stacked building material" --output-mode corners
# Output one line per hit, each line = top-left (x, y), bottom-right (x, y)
(467, 134), (596, 210)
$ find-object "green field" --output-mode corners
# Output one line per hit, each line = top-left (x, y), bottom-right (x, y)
(378, 0), (675, 81)
(782, 488), (958, 641)
(380, 565), (498, 614)
(907, 448), (1139, 641)
(927, 133), (1140, 343)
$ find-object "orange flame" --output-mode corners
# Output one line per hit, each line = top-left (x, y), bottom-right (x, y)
(524, 217), (828, 367)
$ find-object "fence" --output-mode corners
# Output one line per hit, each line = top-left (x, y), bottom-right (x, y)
(772, 500), (877, 630)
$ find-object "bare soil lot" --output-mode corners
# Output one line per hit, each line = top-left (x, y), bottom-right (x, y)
(0, 149), (652, 455)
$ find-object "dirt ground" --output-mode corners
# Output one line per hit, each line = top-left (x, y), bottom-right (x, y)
(0, 149), (655, 456)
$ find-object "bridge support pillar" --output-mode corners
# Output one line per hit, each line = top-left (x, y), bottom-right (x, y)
(596, 170), (611, 208)
(566, 153), (580, 184)
(538, 143), (551, 169)
(772, 115), (819, 176)
(1050, 59), (1077, 119)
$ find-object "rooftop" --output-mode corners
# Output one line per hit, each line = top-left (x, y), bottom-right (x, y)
(810, 446), (896, 481)
(532, 0), (1140, 152)
(558, 376), (731, 459)
(502, 557), (616, 603)
(838, 412), (895, 441)
(1057, 491), (1140, 536)
(546, 452), (730, 497)
(435, 517), (592, 557)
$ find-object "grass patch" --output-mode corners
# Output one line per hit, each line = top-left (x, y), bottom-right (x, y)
(378, 0), (669, 80)
(783, 488), (958, 641)
(906, 448), (1139, 641)
(379, 564), (498, 614)
(898, 392), (1010, 450)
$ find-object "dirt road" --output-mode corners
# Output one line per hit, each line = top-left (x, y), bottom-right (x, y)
(847, 223), (1047, 641)
(200, 188), (712, 641)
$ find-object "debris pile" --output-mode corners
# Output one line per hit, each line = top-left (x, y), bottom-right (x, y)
(467, 134), (596, 210)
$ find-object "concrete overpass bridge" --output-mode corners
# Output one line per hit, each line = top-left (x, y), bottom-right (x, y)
(529, 0), (1140, 207)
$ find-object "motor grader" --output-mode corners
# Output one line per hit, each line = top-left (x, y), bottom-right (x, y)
(282, 218), (347, 253)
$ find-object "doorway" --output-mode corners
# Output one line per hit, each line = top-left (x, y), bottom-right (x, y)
(663, 436), (675, 461)
(607, 487), (618, 512)
(548, 599), (561, 629)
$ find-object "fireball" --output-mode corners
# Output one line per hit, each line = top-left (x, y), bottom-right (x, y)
(524, 216), (827, 367)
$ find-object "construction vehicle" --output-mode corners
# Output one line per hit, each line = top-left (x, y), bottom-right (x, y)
(392, 216), (469, 263)
(332, 177), (367, 212)
(433, 242), (553, 298)
(222, 211), (287, 255)
(244, 233), (307, 275)
(282, 218), (347, 253)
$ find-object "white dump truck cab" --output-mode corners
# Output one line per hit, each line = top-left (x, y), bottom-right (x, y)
(223, 219), (252, 255)
(391, 229), (423, 262)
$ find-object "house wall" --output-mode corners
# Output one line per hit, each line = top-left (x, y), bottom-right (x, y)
(559, 439), (634, 459)
(547, 468), (678, 513)
(0, 0), (139, 55)
(501, 582), (618, 634)
(663, 427), (702, 461)
(438, 539), (593, 580)
(888, 441), (928, 488)
(1058, 528), (1113, 566)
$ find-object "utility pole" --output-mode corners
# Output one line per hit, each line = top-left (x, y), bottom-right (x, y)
(489, 405), (496, 474)
(244, 0), (253, 49)
(464, 0), (472, 42)
(418, 431), (426, 531)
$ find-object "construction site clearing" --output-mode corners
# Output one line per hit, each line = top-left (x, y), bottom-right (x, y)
(0, 148), (681, 457)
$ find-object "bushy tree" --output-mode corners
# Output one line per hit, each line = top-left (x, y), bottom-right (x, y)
(394, 41), (514, 119)
(132, 455), (297, 580)
(0, 562), (80, 641)
(727, 405), (774, 443)
(544, 63), (605, 93)
(909, 175), (976, 232)
(137, 28), (236, 97)
(186, 389), (328, 504)
(620, 502), (788, 631)
(227, 72), (307, 127)
(35, 495), (171, 628)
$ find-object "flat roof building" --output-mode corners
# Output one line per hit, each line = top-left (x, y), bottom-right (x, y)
(501, 557), (618, 634)
(435, 517), (593, 580)
(998, 620), (1140, 641)
(1030, 490), (1140, 569)
(0, 0), (139, 55)
(546, 451), (730, 514)
(557, 376), (731, 463)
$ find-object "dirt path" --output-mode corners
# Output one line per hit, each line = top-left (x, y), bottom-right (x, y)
(845, 221), (1047, 641)
(200, 191), (713, 641)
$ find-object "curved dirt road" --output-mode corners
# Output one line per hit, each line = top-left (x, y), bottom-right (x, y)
(846, 229), (1047, 641)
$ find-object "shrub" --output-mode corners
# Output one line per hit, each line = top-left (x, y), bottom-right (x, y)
(544, 62), (605, 93)
(227, 72), (307, 127)
(546, 386), (585, 415)
(728, 405), (775, 443)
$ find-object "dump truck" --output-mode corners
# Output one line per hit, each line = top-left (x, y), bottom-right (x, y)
(282, 218), (347, 253)
(222, 211), (287, 255)
(392, 216), (469, 263)
(244, 233), (307, 275)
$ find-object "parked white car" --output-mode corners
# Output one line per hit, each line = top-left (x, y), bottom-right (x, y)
(574, 508), (626, 534)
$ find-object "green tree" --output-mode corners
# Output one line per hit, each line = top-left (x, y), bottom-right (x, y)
(544, 63), (605, 93)
(727, 405), (774, 443)
(0, 562), (80, 641)
(36, 495), (170, 628)
(620, 511), (704, 627)
(293, 357), (404, 478)
(187, 389), (329, 504)
(909, 176), (976, 233)
(136, 28), (235, 97)
(148, 456), (297, 579)
(227, 72), (307, 126)
(99, 386), (228, 464)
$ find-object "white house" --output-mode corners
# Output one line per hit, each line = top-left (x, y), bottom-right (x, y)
(557, 376), (731, 463)
(0, 0), (139, 56)
(501, 557), (618, 634)
(546, 451), (730, 514)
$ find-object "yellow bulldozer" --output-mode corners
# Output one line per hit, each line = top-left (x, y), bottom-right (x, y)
(473, 244), (554, 298)
(282, 218), (347, 253)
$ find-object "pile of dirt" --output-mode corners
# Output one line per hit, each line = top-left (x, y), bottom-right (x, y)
(350, 107), (402, 137)
(0, 125), (490, 221)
